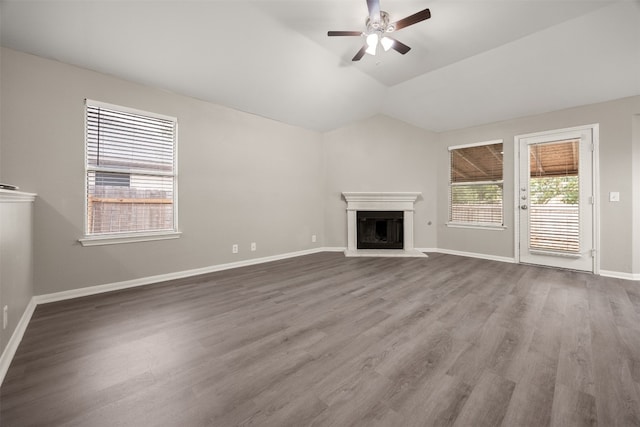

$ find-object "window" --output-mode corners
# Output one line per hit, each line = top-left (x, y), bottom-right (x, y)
(449, 140), (504, 227)
(82, 100), (178, 245)
(528, 139), (580, 253)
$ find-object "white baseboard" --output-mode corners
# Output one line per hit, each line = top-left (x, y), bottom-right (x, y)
(415, 247), (438, 254)
(431, 248), (517, 264)
(321, 247), (347, 252)
(34, 247), (329, 305)
(0, 297), (36, 385)
(344, 249), (428, 258)
(599, 270), (640, 281)
(429, 249), (637, 281)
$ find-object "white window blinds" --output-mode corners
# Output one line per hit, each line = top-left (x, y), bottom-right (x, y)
(528, 140), (580, 253)
(85, 100), (177, 236)
(449, 141), (504, 226)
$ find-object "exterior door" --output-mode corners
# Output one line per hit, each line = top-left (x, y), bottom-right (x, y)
(517, 127), (596, 272)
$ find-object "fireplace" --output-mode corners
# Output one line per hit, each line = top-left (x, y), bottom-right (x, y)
(342, 192), (427, 258)
(357, 211), (404, 249)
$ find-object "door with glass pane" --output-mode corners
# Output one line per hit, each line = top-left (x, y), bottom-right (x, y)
(518, 128), (595, 272)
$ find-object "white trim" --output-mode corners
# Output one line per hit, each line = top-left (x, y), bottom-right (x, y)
(85, 166), (175, 178)
(516, 124), (599, 141)
(415, 247), (439, 253)
(342, 191), (421, 206)
(322, 247), (348, 252)
(450, 180), (503, 187)
(448, 139), (504, 151)
(79, 231), (182, 246)
(435, 248), (517, 264)
(592, 124), (601, 275)
(174, 120), (180, 237)
(528, 249), (582, 259)
(513, 132), (520, 265)
(0, 298), (36, 386)
(85, 99), (177, 122)
(633, 115), (640, 278)
(0, 190), (37, 202)
(446, 223), (507, 231)
(600, 270), (640, 281)
(34, 247), (329, 304)
(344, 249), (427, 258)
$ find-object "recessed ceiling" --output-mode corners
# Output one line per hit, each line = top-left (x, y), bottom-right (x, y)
(1, 0), (639, 132)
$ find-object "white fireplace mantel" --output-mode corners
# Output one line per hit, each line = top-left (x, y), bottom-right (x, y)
(342, 192), (427, 258)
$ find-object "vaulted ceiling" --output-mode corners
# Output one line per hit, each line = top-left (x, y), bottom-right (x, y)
(1, 0), (639, 132)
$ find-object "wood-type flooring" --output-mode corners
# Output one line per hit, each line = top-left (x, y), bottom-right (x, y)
(2, 252), (640, 426)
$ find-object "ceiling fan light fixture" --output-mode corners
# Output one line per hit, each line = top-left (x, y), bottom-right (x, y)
(365, 42), (378, 56)
(366, 32), (379, 47)
(365, 32), (379, 55)
(380, 36), (394, 51)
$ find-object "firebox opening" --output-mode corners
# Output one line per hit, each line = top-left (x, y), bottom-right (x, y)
(357, 211), (404, 250)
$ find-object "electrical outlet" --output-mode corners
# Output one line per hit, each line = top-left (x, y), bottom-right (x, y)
(232, 244), (239, 254)
(3, 305), (8, 330)
(251, 242), (256, 251)
(311, 235), (317, 243)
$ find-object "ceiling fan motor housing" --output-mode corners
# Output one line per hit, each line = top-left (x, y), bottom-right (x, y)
(366, 11), (395, 34)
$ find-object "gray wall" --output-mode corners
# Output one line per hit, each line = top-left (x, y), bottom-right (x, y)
(436, 96), (640, 274)
(1, 48), (325, 295)
(322, 115), (438, 249)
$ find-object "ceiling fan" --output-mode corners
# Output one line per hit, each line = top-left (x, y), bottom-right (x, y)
(327, 0), (431, 61)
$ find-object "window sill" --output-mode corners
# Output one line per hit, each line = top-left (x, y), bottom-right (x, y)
(79, 231), (181, 247)
(446, 223), (506, 231)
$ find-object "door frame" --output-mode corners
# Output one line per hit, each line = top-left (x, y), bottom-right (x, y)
(513, 124), (600, 273)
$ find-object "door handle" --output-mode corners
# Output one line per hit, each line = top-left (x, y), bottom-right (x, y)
(520, 205), (528, 210)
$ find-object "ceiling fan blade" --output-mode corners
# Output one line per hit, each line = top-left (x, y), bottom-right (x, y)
(366, 0), (380, 18)
(387, 37), (411, 55)
(352, 46), (367, 61)
(391, 8), (431, 31)
(328, 31), (363, 37)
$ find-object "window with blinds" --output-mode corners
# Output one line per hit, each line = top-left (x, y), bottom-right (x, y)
(449, 140), (504, 226)
(85, 100), (177, 236)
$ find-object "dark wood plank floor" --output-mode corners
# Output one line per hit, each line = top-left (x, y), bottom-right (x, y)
(2, 252), (640, 426)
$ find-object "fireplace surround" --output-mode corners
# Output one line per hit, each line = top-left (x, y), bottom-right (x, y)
(342, 192), (427, 257)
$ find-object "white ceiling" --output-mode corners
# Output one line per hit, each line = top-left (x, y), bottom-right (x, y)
(1, 0), (639, 132)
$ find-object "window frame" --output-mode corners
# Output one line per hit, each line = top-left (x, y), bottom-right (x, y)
(447, 139), (506, 230)
(79, 99), (180, 247)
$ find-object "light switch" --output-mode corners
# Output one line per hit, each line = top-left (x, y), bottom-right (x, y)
(609, 191), (620, 202)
